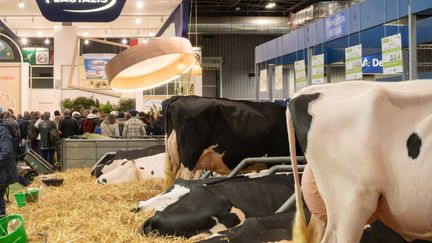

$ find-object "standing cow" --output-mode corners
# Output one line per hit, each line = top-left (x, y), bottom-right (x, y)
(163, 96), (302, 188)
(287, 81), (432, 243)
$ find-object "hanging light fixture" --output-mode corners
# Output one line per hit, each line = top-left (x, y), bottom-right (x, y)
(105, 37), (195, 92)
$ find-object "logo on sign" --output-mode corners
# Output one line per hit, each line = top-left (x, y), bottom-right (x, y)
(362, 54), (383, 74)
(89, 60), (108, 71)
(36, 0), (126, 22)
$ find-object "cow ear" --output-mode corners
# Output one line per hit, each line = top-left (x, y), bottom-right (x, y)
(218, 212), (241, 228)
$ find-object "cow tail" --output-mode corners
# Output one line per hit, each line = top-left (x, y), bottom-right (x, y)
(287, 110), (308, 243)
(164, 134), (174, 189)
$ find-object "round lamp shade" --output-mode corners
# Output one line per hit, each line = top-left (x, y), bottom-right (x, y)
(105, 37), (195, 92)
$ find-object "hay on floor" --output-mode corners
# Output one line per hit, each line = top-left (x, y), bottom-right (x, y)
(8, 168), (190, 243)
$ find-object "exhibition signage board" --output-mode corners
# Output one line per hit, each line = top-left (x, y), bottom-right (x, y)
(274, 65), (283, 90)
(259, 69), (267, 92)
(362, 54), (383, 74)
(345, 44), (363, 80)
(312, 54), (325, 84)
(382, 34), (403, 75)
(294, 60), (307, 90)
(0, 40), (14, 60)
(0, 64), (21, 113)
(83, 54), (115, 80)
(325, 11), (348, 41)
(36, 0), (126, 22)
(23, 48), (50, 65)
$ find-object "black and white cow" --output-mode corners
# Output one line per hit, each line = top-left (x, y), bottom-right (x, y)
(91, 145), (165, 178)
(286, 81), (432, 242)
(141, 174), (296, 238)
(163, 96), (303, 188)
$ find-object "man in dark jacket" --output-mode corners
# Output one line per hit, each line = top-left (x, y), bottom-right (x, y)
(0, 122), (19, 217)
(58, 109), (80, 138)
(36, 112), (57, 165)
(18, 111), (30, 152)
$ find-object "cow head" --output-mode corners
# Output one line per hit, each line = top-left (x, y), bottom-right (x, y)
(141, 184), (246, 238)
(96, 160), (138, 185)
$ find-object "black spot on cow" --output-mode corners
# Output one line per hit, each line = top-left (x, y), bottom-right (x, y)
(140, 167), (145, 170)
(407, 133), (422, 159)
(102, 178), (107, 183)
(120, 161), (128, 166)
(288, 93), (321, 153)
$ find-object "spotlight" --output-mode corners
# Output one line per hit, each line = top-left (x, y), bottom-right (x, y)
(20, 37), (28, 45)
(18, 1), (25, 9)
(265, 2), (276, 9)
(37, 31), (43, 37)
(44, 38), (50, 45)
(121, 38), (128, 45)
(149, 31), (155, 36)
(84, 39), (90, 45)
(135, 18), (142, 24)
(136, 1), (144, 9)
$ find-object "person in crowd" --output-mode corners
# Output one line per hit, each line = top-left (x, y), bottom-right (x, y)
(28, 111), (41, 153)
(101, 114), (119, 137)
(116, 112), (126, 137)
(94, 119), (103, 135)
(19, 111), (31, 152)
(53, 110), (62, 128)
(72, 111), (83, 134)
(81, 108), (99, 134)
(35, 112), (57, 165)
(3, 112), (21, 156)
(138, 111), (148, 124)
(0, 122), (19, 218)
(7, 109), (16, 120)
(58, 109), (80, 138)
(122, 109), (146, 138)
(16, 114), (22, 122)
(125, 112), (131, 121)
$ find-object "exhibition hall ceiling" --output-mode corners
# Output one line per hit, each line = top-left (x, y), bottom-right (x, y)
(194, 0), (349, 16)
(0, 0), (181, 38)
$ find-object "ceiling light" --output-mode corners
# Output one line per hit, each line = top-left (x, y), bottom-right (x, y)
(20, 37), (28, 45)
(37, 31), (43, 37)
(143, 39), (148, 44)
(265, 2), (276, 9)
(44, 38), (50, 45)
(136, 1), (144, 9)
(121, 38), (128, 45)
(235, 7), (241, 11)
(105, 37), (195, 92)
(83, 32), (89, 37)
(149, 31), (155, 37)
(84, 39), (90, 45)
(135, 18), (141, 24)
(18, 1), (25, 9)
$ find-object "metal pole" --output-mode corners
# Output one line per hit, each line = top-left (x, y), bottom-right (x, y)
(408, 0), (418, 80)
(255, 64), (259, 101)
(307, 47), (313, 85)
(228, 156), (305, 177)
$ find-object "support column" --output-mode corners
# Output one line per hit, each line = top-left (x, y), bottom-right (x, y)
(54, 24), (78, 86)
(268, 65), (274, 102)
(307, 47), (313, 85)
(408, 0), (417, 80)
(255, 64), (259, 101)
(402, 49), (409, 81)
(135, 91), (144, 111)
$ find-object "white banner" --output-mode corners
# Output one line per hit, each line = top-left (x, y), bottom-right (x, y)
(294, 60), (307, 90)
(312, 54), (325, 84)
(259, 69), (267, 92)
(275, 65), (283, 90)
(382, 34), (403, 75)
(83, 53), (115, 80)
(345, 44), (363, 80)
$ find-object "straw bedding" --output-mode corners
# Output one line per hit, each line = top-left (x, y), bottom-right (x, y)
(8, 168), (190, 243)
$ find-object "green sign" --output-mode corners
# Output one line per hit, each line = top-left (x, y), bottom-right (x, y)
(294, 60), (307, 90)
(382, 34), (403, 75)
(22, 48), (36, 64)
(345, 44), (362, 80)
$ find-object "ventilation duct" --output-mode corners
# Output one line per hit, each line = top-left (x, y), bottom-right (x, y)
(290, 1), (352, 30)
(190, 16), (290, 35)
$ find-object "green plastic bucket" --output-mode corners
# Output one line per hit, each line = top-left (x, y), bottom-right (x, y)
(25, 188), (39, 203)
(0, 214), (28, 243)
(13, 193), (26, 208)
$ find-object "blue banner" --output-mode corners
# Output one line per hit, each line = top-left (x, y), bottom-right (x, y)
(362, 54), (383, 74)
(36, 0), (126, 22)
(325, 11), (348, 41)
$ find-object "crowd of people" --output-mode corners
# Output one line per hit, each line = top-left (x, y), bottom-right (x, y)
(0, 107), (164, 218)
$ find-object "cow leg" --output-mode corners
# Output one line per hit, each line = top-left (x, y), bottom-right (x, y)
(321, 189), (379, 243)
(164, 130), (180, 189)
